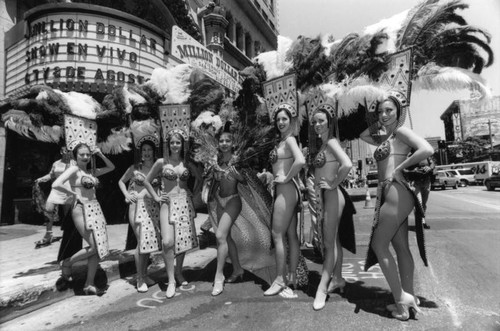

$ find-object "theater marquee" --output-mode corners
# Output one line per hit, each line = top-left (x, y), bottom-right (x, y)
(4, 4), (169, 95)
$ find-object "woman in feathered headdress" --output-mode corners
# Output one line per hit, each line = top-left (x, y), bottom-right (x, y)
(262, 74), (307, 298)
(143, 105), (199, 299)
(305, 87), (356, 311)
(118, 120), (161, 293)
(358, 89), (433, 320)
(53, 116), (116, 295)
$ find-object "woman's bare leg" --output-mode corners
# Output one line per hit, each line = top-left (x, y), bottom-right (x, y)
(159, 203), (175, 284)
(391, 218), (414, 296)
(69, 205), (99, 287)
(314, 189), (344, 309)
(272, 183), (298, 281)
(214, 197), (242, 282)
(370, 183), (414, 303)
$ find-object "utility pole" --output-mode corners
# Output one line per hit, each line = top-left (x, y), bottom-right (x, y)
(488, 119), (493, 161)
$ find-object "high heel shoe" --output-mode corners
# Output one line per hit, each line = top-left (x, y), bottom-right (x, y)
(144, 276), (156, 287)
(83, 285), (98, 296)
(392, 293), (422, 321)
(286, 273), (297, 290)
(175, 273), (188, 286)
(313, 290), (328, 311)
(387, 297), (420, 312)
(136, 277), (148, 293)
(166, 282), (176, 299)
(226, 271), (244, 283)
(212, 277), (225, 296)
(327, 278), (346, 294)
(60, 260), (72, 281)
(263, 279), (286, 296)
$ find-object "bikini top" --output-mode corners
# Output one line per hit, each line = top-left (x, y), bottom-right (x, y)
(373, 136), (408, 162)
(131, 171), (147, 186)
(73, 174), (99, 189)
(269, 147), (293, 165)
(313, 151), (339, 168)
(162, 165), (190, 181)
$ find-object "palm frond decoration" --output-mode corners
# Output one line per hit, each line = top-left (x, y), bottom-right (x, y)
(2, 109), (62, 143)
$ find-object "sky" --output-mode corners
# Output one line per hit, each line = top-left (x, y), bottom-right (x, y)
(277, 0), (500, 139)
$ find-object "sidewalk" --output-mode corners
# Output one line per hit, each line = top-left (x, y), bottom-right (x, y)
(0, 212), (214, 324)
(0, 187), (377, 324)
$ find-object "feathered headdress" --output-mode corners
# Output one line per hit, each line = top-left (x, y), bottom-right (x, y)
(159, 104), (191, 161)
(263, 74), (298, 121)
(64, 114), (98, 152)
(130, 119), (161, 167)
(335, 48), (413, 140)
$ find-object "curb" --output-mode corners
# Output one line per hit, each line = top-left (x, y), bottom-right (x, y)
(0, 250), (136, 324)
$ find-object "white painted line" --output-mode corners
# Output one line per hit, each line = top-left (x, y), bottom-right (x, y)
(428, 263), (461, 328)
(434, 192), (500, 211)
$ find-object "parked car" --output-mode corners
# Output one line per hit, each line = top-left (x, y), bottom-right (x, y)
(366, 171), (379, 187)
(431, 170), (460, 190)
(484, 173), (500, 191)
(446, 168), (476, 186)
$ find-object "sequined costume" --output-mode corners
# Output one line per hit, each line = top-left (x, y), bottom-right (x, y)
(160, 165), (198, 255)
(207, 168), (276, 281)
(130, 171), (162, 254)
(364, 177), (427, 271)
(72, 173), (110, 259)
(315, 185), (356, 256)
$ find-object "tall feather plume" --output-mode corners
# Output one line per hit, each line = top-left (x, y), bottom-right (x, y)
(413, 63), (492, 102)
(97, 127), (132, 154)
(121, 85), (147, 114)
(286, 35), (332, 90)
(396, 0), (492, 74)
(233, 63), (268, 129)
(188, 78), (225, 120)
(396, 0), (443, 50)
(146, 64), (193, 104)
(55, 90), (102, 119)
(254, 36), (294, 80)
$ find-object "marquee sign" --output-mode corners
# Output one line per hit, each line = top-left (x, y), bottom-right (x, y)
(5, 6), (169, 94)
(171, 25), (240, 93)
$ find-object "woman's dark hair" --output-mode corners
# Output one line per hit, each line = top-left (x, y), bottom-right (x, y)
(72, 142), (90, 159)
(140, 140), (156, 156)
(168, 132), (185, 158)
(318, 108), (338, 139)
(273, 107), (292, 135)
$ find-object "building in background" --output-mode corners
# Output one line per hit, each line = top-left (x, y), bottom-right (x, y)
(441, 96), (500, 146)
(0, 0), (278, 224)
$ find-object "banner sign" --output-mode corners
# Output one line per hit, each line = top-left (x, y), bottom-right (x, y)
(459, 96), (500, 140)
(171, 25), (240, 93)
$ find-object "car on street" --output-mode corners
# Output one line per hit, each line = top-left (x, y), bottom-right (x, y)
(431, 170), (460, 190)
(447, 168), (476, 186)
(484, 173), (500, 191)
(366, 171), (379, 187)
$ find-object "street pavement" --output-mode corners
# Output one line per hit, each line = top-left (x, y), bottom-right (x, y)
(1, 186), (499, 330)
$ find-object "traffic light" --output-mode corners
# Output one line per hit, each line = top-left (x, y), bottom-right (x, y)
(366, 157), (373, 165)
(357, 159), (363, 171)
(438, 140), (446, 149)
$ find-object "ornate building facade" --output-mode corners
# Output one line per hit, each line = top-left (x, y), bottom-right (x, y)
(0, 0), (279, 224)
